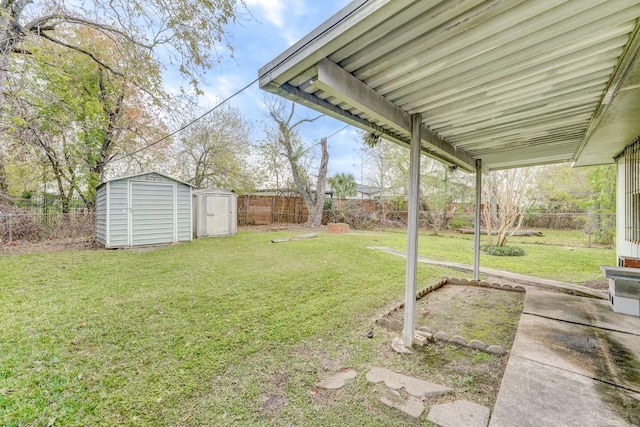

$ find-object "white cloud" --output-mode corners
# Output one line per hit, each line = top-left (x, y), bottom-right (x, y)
(245, 0), (287, 28)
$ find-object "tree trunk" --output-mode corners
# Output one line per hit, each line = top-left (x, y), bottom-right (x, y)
(304, 137), (328, 227)
(0, 153), (8, 193)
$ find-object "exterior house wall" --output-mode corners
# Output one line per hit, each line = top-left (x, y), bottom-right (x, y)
(617, 154), (640, 262)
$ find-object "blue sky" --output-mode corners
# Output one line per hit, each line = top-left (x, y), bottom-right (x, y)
(182, 0), (365, 181)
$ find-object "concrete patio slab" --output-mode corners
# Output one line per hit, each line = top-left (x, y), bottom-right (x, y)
(511, 314), (640, 393)
(523, 288), (640, 336)
(492, 288), (640, 426)
(490, 355), (633, 427)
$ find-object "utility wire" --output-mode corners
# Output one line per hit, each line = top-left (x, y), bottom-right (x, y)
(112, 1), (369, 163)
(113, 77), (258, 161)
(326, 124), (349, 140)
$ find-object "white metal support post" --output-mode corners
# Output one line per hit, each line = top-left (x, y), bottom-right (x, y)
(403, 114), (422, 347)
(473, 159), (482, 280)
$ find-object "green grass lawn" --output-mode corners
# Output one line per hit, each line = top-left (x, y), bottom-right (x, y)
(0, 229), (614, 426)
(377, 228), (615, 284)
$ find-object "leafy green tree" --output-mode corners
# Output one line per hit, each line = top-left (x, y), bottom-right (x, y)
(536, 164), (591, 212)
(586, 164), (616, 245)
(422, 161), (472, 234)
(0, 0), (245, 106)
(361, 135), (473, 230)
(328, 172), (357, 198)
(534, 163), (615, 244)
(4, 29), (169, 210)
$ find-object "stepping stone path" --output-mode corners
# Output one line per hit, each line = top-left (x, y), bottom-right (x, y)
(377, 387), (424, 418)
(315, 367), (490, 422)
(316, 369), (357, 390)
(365, 367), (453, 398)
(427, 399), (491, 427)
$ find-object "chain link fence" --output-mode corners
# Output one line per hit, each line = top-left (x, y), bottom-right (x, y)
(0, 195), (95, 252)
(0, 212), (95, 243)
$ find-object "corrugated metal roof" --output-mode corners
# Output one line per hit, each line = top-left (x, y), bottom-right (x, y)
(259, 0), (640, 171)
(98, 171), (193, 187)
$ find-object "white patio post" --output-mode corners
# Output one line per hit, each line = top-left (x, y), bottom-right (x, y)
(473, 159), (482, 280)
(403, 113), (422, 347)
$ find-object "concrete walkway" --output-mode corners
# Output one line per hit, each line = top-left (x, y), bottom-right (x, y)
(369, 246), (607, 299)
(372, 247), (640, 426)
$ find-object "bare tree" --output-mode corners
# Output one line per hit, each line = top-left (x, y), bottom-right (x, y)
(173, 105), (254, 191)
(261, 97), (327, 227)
(482, 168), (536, 246)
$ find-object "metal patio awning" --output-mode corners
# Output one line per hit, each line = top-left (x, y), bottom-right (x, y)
(259, 0), (640, 172)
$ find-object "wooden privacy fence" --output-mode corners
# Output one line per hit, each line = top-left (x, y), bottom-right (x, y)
(236, 195), (380, 225)
(238, 195), (309, 225)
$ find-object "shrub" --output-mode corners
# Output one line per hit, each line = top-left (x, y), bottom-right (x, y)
(326, 201), (377, 230)
(448, 216), (473, 230)
(483, 245), (526, 257)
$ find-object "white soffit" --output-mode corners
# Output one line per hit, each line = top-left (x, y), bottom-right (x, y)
(259, 0), (640, 171)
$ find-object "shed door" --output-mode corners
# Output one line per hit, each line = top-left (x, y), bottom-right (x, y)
(205, 195), (230, 236)
(130, 182), (176, 246)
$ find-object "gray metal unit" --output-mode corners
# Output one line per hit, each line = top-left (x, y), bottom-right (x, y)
(95, 172), (192, 248)
(192, 188), (237, 238)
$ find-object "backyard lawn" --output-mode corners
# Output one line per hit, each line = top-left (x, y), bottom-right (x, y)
(0, 228), (614, 426)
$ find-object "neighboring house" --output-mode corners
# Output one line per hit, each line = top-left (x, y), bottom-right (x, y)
(356, 184), (383, 199)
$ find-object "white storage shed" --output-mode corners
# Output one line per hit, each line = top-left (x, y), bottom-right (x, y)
(192, 188), (237, 238)
(95, 172), (192, 248)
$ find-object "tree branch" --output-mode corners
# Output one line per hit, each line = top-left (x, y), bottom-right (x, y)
(38, 32), (127, 79)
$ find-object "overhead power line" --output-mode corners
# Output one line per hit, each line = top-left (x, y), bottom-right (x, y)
(112, 1), (369, 163)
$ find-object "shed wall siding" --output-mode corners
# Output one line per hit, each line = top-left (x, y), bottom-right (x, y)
(97, 172), (192, 248)
(176, 184), (192, 241)
(130, 182), (175, 246)
(109, 180), (129, 247)
(95, 185), (107, 246)
(192, 190), (237, 237)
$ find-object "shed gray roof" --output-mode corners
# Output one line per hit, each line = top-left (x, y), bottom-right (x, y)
(259, 0), (640, 171)
(98, 171), (193, 188)
(193, 188), (236, 195)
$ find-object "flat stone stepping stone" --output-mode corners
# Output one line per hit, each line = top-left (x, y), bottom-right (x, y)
(391, 337), (413, 354)
(427, 399), (490, 427)
(366, 367), (453, 398)
(377, 387), (424, 418)
(316, 369), (357, 389)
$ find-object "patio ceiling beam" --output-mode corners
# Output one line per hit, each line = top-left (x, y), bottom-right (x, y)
(312, 58), (476, 172)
